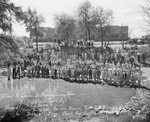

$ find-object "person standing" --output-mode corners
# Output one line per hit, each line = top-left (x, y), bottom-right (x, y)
(37, 63), (41, 78)
(7, 63), (11, 81)
(20, 63), (25, 78)
(54, 66), (57, 79)
(137, 69), (142, 87)
(137, 51), (141, 63)
(24, 58), (27, 70)
(89, 68), (92, 81)
(96, 67), (101, 82)
(32, 64), (35, 78)
(12, 63), (16, 79)
(93, 68), (97, 82)
(17, 62), (21, 79)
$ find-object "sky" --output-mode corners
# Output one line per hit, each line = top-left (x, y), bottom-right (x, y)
(11, 0), (149, 38)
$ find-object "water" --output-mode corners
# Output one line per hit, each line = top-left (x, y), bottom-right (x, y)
(0, 78), (135, 111)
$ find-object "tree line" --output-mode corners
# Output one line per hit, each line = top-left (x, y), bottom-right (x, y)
(54, 0), (114, 51)
(1, 0), (150, 55)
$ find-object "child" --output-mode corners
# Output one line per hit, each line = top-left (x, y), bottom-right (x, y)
(17, 62), (21, 79)
(27, 64), (32, 80)
(12, 64), (16, 79)
(7, 64), (11, 80)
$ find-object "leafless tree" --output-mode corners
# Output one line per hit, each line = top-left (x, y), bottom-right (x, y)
(91, 7), (113, 55)
(77, 0), (93, 41)
(142, 0), (150, 26)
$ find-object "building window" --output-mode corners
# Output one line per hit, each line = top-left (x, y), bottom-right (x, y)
(122, 34), (126, 38)
(116, 34), (119, 38)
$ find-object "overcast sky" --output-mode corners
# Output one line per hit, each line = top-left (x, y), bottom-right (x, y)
(11, 0), (148, 38)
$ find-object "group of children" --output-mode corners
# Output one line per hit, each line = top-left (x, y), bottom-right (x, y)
(7, 56), (143, 89)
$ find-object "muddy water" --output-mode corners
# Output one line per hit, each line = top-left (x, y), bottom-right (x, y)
(0, 77), (136, 121)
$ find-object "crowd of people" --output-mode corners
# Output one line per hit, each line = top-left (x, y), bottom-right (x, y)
(6, 45), (144, 89)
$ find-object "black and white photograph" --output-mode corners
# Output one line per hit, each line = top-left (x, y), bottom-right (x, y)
(0, 0), (150, 122)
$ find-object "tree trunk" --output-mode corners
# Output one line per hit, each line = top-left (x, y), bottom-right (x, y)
(35, 27), (38, 52)
(88, 28), (91, 40)
(85, 28), (88, 42)
(101, 27), (104, 56)
(36, 34), (38, 52)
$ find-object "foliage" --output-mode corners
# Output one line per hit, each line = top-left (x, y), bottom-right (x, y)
(55, 13), (76, 42)
(23, 7), (45, 37)
(23, 7), (45, 52)
(0, 0), (24, 32)
(0, 34), (18, 53)
(54, 0), (114, 47)
(0, 0), (24, 53)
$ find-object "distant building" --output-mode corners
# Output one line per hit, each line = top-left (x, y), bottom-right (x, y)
(30, 27), (56, 49)
(93, 25), (129, 42)
(108, 25), (128, 41)
(142, 34), (150, 40)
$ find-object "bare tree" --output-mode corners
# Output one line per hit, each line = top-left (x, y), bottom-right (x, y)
(142, 0), (150, 26)
(77, 0), (93, 41)
(54, 13), (76, 45)
(92, 7), (113, 55)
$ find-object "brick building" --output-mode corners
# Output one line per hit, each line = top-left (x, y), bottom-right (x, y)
(93, 25), (129, 42)
(30, 27), (55, 49)
(109, 25), (128, 41)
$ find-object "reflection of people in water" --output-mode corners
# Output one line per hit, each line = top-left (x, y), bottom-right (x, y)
(20, 79), (24, 88)
(16, 79), (21, 89)
(7, 63), (11, 81)
(50, 82), (58, 92)
(7, 79), (11, 90)
(2, 80), (5, 89)
(12, 80), (16, 90)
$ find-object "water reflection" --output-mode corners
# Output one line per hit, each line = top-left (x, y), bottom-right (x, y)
(0, 78), (59, 93)
(2, 81), (5, 89)
(7, 80), (11, 90)
(13, 79), (16, 90)
(0, 77), (136, 112)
